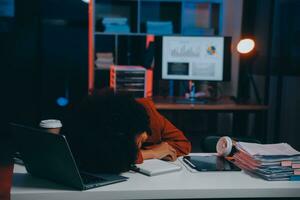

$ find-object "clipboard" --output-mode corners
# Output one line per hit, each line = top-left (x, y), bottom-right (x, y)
(183, 155), (240, 172)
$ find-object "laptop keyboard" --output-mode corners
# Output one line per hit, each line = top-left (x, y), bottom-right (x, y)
(80, 172), (106, 185)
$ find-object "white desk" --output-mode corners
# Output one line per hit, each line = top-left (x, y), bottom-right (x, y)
(12, 155), (300, 200)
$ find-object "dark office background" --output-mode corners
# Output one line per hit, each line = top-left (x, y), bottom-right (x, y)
(240, 0), (300, 149)
(0, 0), (88, 163)
(1, 0), (300, 163)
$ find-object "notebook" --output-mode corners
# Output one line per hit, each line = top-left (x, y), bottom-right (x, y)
(11, 123), (128, 190)
(134, 159), (181, 176)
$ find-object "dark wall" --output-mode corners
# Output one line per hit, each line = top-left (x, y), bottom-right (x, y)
(13, 0), (41, 125)
(0, 0), (88, 162)
(270, 0), (300, 150)
(39, 0), (88, 119)
(237, 0), (274, 102)
(12, 0), (88, 123)
(239, 0), (300, 150)
(0, 0), (17, 163)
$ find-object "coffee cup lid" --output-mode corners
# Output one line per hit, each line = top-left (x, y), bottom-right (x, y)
(39, 119), (62, 128)
(216, 136), (233, 157)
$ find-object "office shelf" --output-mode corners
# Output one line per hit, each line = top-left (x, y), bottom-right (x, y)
(89, 0), (223, 92)
(93, 0), (222, 35)
(94, 32), (149, 36)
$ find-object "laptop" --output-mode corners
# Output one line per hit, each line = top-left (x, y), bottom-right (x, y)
(11, 123), (128, 190)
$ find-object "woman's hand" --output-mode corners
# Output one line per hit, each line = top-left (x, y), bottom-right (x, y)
(140, 142), (177, 161)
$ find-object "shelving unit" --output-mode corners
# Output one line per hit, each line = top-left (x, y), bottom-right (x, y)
(88, 0), (223, 93)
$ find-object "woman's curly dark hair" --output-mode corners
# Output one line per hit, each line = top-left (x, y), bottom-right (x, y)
(64, 88), (150, 173)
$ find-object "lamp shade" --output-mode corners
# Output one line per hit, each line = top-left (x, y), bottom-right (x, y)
(237, 38), (255, 54)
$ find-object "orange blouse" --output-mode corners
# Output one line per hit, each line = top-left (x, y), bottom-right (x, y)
(135, 98), (191, 163)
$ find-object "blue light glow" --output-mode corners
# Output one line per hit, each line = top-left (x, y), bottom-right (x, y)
(56, 97), (69, 107)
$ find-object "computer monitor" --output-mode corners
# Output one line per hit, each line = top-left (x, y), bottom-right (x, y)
(161, 36), (231, 81)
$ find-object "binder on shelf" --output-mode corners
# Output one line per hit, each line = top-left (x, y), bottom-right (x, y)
(102, 17), (128, 25)
(110, 65), (153, 98)
(146, 21), (173, 35)
(102, 17), (130, 33)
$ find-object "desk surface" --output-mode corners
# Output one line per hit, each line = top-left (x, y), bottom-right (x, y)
(12, 154), (300, 200)
(153, 97), (268, 111)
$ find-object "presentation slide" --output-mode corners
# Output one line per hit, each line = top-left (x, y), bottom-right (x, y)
(162, 36), (224, 81)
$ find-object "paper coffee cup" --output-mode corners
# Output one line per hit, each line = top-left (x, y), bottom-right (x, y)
(216, 136), (233, 157)
(39, 119), (62, 134)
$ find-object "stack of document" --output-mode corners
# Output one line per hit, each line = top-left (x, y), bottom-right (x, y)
(102, 17), (130, 33)
(233, 142), (300, 181)
(146, 21), (173, 35)
(95, 52), (114, 70)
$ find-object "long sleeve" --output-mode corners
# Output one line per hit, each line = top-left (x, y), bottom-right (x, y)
(157, 112), (192, 156)
(136, 98), (191, 163)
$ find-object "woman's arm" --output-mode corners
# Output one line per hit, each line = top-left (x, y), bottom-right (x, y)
(136, 98), (191, 162)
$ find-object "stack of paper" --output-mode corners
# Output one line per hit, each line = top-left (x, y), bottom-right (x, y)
(233, 142), (300, 181)
(95, 52), (114, 70)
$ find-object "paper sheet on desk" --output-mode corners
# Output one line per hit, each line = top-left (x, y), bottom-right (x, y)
(236, 142), (300, 156)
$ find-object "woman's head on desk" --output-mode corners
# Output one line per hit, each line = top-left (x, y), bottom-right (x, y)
(64, 88), (151, 173)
